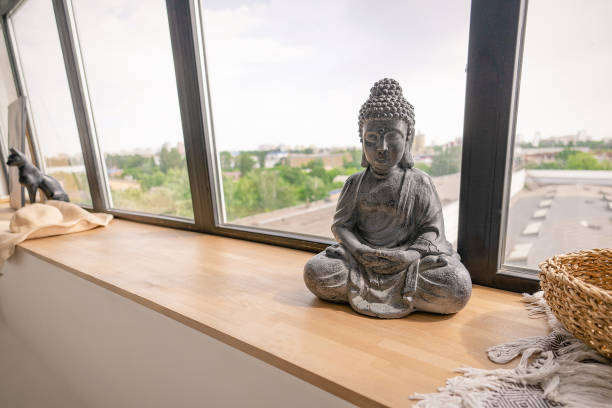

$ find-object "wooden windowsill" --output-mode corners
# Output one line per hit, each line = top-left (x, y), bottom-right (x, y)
(13, 216), (546, 407)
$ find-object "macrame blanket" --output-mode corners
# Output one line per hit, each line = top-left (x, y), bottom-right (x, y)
(411, 291), (612, 408)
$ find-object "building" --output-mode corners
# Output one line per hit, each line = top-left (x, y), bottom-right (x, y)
(284, 152), (352, 169)
(413, 131), (426, 154)
(263, 151), (288, 168)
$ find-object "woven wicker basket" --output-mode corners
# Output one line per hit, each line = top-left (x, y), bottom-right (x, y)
(539, 248), (612, 358)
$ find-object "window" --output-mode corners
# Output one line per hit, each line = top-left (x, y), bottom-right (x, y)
(9, 0), (91, 204)
(2, 0), (565, 293)
(70, 0), (193, 219)
(200, 0), (470, 245)
(503, 0), (612, 271)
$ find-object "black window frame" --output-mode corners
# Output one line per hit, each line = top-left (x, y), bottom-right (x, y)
(0, 0), (539, 292)
(458, 0), (539, 293)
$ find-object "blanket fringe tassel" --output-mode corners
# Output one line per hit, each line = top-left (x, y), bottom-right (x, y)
(411, 292), (612, 408)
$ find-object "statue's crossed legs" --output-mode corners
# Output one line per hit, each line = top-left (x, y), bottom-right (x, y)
(304, 244), (472, 318)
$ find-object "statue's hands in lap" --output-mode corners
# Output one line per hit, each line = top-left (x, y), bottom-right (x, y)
(354, 246), (420, 275)
(420, 254), (448, 270)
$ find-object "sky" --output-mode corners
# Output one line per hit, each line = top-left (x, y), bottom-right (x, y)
(515, 0), (612, 143)
(2, 0), (612, 157)
(9, 0), (81, 158)
(202, 0), (471, 151)
(0, 28), (18, 144)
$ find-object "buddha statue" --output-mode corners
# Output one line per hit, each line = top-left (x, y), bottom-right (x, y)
(304, 78), (471, 318)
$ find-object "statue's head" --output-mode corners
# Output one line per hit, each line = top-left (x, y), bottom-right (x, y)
(358, 78), (415, 173)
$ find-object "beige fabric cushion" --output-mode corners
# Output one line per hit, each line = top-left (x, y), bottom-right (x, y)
(0, 200), (113, 261)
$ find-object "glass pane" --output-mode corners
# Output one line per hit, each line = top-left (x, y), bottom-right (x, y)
(71, 0), (193, 218)
(0, 28), (17, 197)
(10, 0), (91, 204)
(504, 0), (612, 270)
(202, 0), (470, 243)
(0, 28), (17, 154)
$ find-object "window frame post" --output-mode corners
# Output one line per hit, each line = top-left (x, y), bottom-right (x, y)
(1, 2), (44, 174)
(458, 0), (539, 292)
(165, 0), (216, 233)
(51, 0), (109, 211)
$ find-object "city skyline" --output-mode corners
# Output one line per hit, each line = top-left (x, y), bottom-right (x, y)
(3, 0), (612, 158)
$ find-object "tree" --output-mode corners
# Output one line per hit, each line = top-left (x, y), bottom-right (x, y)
(219, 151), (234, 170)
(342, 148), (362, 169)
(556, 148), (579, 162)
(277, 164), (306, 185)
(429, 146), (462, 176)
(237, 153), (256, 176)
(566, 151), (603, 170)
(141, 171), (166, 190)
(299, 176), (328, 202)
(528, 149), (612, 170)
(222, 170), (298, 220)
(254, 151), (267, 169)
(111, 154), (156, 181)
(304, 159), (332, 184)
(159, 147), (183, 173)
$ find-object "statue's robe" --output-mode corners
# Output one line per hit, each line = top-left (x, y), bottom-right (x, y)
(304, 168), (471, 318)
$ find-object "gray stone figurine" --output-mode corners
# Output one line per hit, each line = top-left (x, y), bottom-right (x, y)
(6, 148), (70, 203)
(304, 78), (471, 318)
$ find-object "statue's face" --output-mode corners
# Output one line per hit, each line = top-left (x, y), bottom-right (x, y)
(362, 119), (408, 175)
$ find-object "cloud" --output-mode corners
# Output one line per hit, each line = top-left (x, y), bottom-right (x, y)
(203, 0), (471, 151)
(516, 0), (612, 141)
(8, 0), (473, 155)
(10, 0), (82, 156)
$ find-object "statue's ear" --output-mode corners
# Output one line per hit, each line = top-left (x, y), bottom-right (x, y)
(359, 137), (368, 168)
(361, 151), (368, 168)
(399, 149), (414, 169)
(399, 129), (414, 169)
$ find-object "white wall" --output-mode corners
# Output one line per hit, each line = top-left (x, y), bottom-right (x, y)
(525, 169), (612, 186)
(510, 169), (526, 198)
(0, 248), (353, 408)
(442, 170), (527, 245)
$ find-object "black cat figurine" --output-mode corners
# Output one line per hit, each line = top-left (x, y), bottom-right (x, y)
(6, 148), (69, 203)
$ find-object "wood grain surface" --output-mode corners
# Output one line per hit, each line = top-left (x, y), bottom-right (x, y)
(17, 219), (547, 407)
